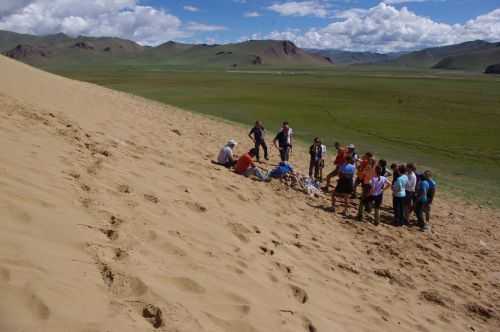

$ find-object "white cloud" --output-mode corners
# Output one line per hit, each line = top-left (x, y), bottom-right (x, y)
(183, 5), (199, 12)
(0, 0), (32, 16)
(383, 0), (431, 4)
(268, 1), (329, 18)
(263, 3), (500, 52)
(186, 22), (226, 32)
(0, 0), (224, 45)
(244, 11), (261, 17)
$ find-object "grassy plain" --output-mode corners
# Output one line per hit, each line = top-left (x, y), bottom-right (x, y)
(47, 63), (500, 204)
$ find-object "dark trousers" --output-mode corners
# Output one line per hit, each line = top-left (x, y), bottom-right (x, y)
(255, 140), (268, 161)
(309, 159), (321, 181)
(279, 146), (290, 162)
(393, 196), (406, 226)
(415, 200), (427, 228)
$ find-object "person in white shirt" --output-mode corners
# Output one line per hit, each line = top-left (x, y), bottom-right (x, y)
(405, 163), (417, 220)
(217, 139), (237, 168)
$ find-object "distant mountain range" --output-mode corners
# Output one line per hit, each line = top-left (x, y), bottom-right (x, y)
(386, 40), (500, 72)
(304, 49), (404, 65)
(0, 30), (331, 68)
(1, 30), (499, 72)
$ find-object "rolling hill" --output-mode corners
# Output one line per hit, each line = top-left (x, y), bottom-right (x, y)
(305, 49), (394, 65)
(0, 30), (331, 68)
(386, 40), (500, 71)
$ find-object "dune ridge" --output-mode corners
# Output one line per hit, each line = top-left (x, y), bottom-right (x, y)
(0, 54), (499, 332)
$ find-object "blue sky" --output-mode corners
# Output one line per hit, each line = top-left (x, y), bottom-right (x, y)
(1, 0), (500, 52)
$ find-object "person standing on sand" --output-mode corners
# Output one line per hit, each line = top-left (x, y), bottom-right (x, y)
(392, 164), (409, 226)
(273, 121), (293, 162)
(423, 170), (436, 225)
(331, 155), (356, 217)
(415, 170), (434, 231)
(365, 165), (391, 225)
(319, 142), (327, 182)
(235, 148), (269, 181)
(405, 163), (417, 221)
(248, 121), (268, 162)
(309, 137), (323, 181)
(217, 139), (237, 168)
(356, 155), (376, 221)
(324, 142), (344, 191)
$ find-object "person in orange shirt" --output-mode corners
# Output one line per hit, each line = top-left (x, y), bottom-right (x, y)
(324, 142), (345, 191)
(356, 154), (376, 221)
(235, 148), (269, 181)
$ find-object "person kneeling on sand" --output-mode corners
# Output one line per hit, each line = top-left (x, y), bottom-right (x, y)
(331, 156), (356, 217)
(235, 148), (269, 181)
(217, 139), (238, 168)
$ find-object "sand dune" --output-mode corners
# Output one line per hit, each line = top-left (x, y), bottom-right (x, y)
(0, 54), (499, 332)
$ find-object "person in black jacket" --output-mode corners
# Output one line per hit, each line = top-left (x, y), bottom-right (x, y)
(248, 121), (268, 162)
(309, 137), (323, 181)
(273, 121), (293, 162)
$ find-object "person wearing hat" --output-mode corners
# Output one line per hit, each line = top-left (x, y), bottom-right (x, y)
(217, 139), (238, 168)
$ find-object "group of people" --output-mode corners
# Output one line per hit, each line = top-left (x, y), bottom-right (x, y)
(216, 121), (436, 232)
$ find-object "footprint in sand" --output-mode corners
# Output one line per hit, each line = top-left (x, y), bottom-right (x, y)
(142, 304), (164, 329)
(0, 267), (10, 283)
(117, 184), (131, 194)
(303, 317), (317, 332)
(144, 194), (159, 204)
(97, 262), (148, 297)
(167, 277), (206, 294)
(290, 284), (309, 304)
(227, 222), (252, 243)
(100, 228), (119, 241)
(109, 215), (124, 227)
(206, 313), (258, 332)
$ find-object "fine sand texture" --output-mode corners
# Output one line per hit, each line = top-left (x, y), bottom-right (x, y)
(1, 54), (499, 332)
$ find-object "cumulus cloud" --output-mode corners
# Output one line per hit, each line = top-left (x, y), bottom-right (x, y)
(186, 22), (226, 32)
(244, 11), (261, 18)
(268, 1), (329, 18)
(183, 5), (199, 12)
(0, 0), (221, 45)
(0, 0), (32, 16)
(263, 3), (500, 52)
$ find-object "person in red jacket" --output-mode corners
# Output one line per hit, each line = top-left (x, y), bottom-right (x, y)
(235, 148), (269, 181)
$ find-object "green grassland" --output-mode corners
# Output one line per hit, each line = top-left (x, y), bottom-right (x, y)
(47, 63), (500, 205)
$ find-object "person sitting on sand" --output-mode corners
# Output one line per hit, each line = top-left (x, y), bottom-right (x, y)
(415, 170), (434, 232)
(248, 121), (268, 162)
(269, 161), (294, 179)
(217, 139), (237, 168)
(331, 156), (356, 217)
(364, 166), (391, 225)
(235, 148), (269, 181)
(309, 137), (323, 182)
(392, 164), (409, 226)
(273, 121), (293, 162)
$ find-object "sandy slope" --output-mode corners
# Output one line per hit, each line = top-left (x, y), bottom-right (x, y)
(0, 54), (499, 332)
